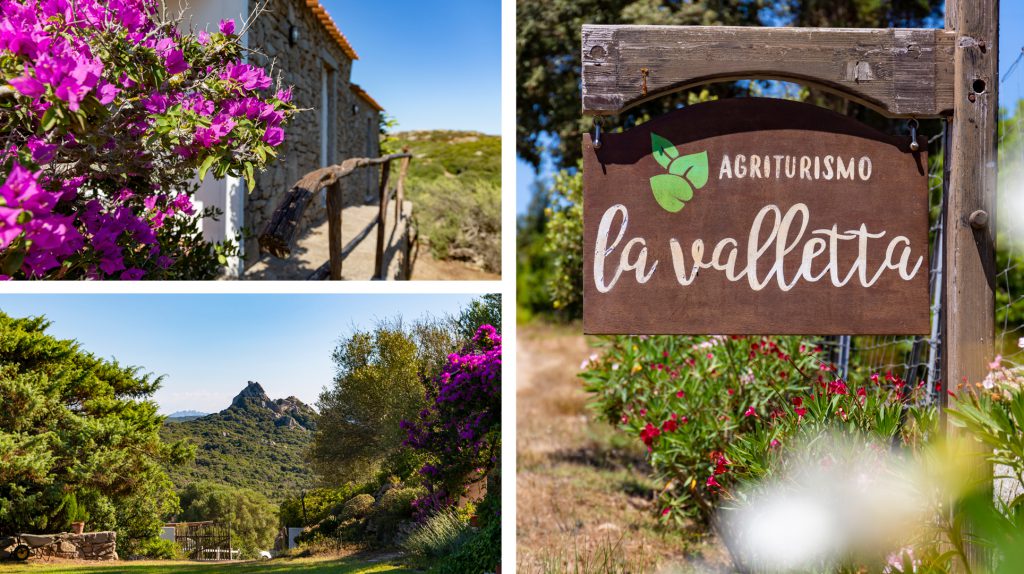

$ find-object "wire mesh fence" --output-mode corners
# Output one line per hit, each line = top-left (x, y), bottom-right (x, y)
(814, 97), (1024, 406)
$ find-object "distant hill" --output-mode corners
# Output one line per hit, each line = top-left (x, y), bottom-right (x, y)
(387, 130), (500, 273)
(160, 381), (318, 500)
(166, 410), (208, 422)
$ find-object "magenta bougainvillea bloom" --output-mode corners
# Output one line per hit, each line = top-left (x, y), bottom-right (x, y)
(401, 325), (501, 519)
(0, 0), (295, 279)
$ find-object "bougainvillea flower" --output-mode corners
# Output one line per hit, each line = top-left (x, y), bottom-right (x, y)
(219, 18), (235, 35)
(262, 126), (285, 146)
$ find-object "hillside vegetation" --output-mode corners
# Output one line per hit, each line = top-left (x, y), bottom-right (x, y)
(160, 382), (317, 501)
(387, 131), (500, 273)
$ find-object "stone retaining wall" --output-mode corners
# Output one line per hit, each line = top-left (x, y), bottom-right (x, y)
(30, 531), (117, 561)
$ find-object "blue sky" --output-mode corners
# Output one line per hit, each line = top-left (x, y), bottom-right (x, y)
(0, 294), (482, 414)
(321, 0), (500, 134)
(516, 3), (1024, 213)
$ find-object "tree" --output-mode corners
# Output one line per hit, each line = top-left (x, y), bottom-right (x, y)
(0, 311), (192, 554)
(400, 325), (502, 518)
(311, 318), (458, 485)
(517, 0), (763, 171)
(456, 294), (502, 341)
(0, 0), (294, 279)
(178, 482), (278, 559)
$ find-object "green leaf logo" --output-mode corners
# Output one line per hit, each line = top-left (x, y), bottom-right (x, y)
(649, 133), (709, 213)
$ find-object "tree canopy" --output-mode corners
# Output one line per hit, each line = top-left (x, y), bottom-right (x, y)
(310, 296), (501, 486)
(0, 311), (192, 553)
(178, 482), (278, 559)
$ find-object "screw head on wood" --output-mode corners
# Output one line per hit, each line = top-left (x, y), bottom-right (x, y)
(969, 210), (989, 229)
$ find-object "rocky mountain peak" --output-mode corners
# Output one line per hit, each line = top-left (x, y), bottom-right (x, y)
(225, 381), (317, 431)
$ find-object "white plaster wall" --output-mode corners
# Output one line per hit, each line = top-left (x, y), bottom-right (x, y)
(176, 0), (249, 277)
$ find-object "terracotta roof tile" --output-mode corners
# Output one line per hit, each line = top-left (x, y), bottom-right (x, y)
(350, 83), (383, 112)
(305, 0), (358, 60)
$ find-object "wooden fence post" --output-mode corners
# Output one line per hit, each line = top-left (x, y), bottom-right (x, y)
(374, 161), (392, 279)
(326, 180), (344, 280)
(945, 0), (998, 570)
(395, 153), (410, 223)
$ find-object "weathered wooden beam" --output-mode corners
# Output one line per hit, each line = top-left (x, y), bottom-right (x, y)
(374, 161), (392, 279)
(258, 152), (412, 259)
(944, 0), (998, 570)
(582, 25), (955, 118)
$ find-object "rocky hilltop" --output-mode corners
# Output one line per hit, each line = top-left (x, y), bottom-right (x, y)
(160, 382), (318, 500)
(228, 381), (317, 431)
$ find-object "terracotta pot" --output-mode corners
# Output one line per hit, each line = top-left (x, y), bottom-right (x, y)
(70, 521), (85, 535)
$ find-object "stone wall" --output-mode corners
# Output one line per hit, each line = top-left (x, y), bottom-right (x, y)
(245, 0), (381, 264)
(29, 531), (118, 561)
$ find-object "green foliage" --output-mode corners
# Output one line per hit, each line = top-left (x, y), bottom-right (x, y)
(279, 487), (360, 529)
(129, 537), (183, 560)
(401, 509), (470, 559)
(340, 494), (375, 520)
(378, 487), (424, 516)
(387, 131), (501, 273)
(582, 335), (818, 525)
(0, 311), (188, 550)
(456, 294), (502, 342)
(178, 482), (279, 559)
(159, 400), (316, 501)
(543, 170), (585, 318)
(311, 317), (461, 486)
(431, 520), (501, 574)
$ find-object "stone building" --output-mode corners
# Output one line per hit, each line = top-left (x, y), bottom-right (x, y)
(179, 0), (383, 275)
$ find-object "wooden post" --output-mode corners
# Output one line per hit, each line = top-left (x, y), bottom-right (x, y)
(374, 161), (392, 279)
(395, 152), (410, 223)
(326, 180), (344, 280)
(944, 0), (998, 570)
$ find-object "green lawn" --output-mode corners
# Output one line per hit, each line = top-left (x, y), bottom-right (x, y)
(0, 555), (415, 574)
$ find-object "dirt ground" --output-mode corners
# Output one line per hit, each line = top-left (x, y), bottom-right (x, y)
(410, 248), (500, 281)
(516, 323), (732, 573)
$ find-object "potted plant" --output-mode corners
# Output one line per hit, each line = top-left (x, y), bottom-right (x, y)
(62, 494), (88, 534)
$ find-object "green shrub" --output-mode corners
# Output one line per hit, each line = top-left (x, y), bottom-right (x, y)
(129, 537), (182, 560)
(379, 487), (424, 517)
(401, 509), (469, 558)
(341, 494), (375, 520)
(432, 520), (500, 574)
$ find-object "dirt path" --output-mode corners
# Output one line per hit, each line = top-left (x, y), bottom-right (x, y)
(516, 324), (731, 573)
(410, 249), (500, 281)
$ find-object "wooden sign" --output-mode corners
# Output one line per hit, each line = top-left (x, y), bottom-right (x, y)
(583, 98), (930, 335)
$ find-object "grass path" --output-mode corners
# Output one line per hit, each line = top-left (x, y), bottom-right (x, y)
(0, 555), (413, 574)
(516, 323), (731, 573)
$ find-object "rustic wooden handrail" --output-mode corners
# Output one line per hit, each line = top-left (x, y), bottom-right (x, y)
(258, 151), (413, 280)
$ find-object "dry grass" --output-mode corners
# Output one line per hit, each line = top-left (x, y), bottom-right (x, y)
(516, 323), (733, 573)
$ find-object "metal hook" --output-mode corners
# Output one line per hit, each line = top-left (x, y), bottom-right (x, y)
(908, 119), (920, 152)
(593, 117), (604, 150)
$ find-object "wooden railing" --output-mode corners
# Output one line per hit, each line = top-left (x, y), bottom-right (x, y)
(258, 151), (414, 280)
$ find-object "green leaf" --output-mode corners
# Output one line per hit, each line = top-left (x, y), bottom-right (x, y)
(668, 151), (710, 189)
(244, 162), (255, 191)
(198, 155), (217, 181)
(651, 133), (679, 169)
(40, 107), (59, 131)
(650, 174), (693, 213)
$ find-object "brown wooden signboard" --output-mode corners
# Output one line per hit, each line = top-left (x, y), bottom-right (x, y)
(583, 98), (930, 335)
